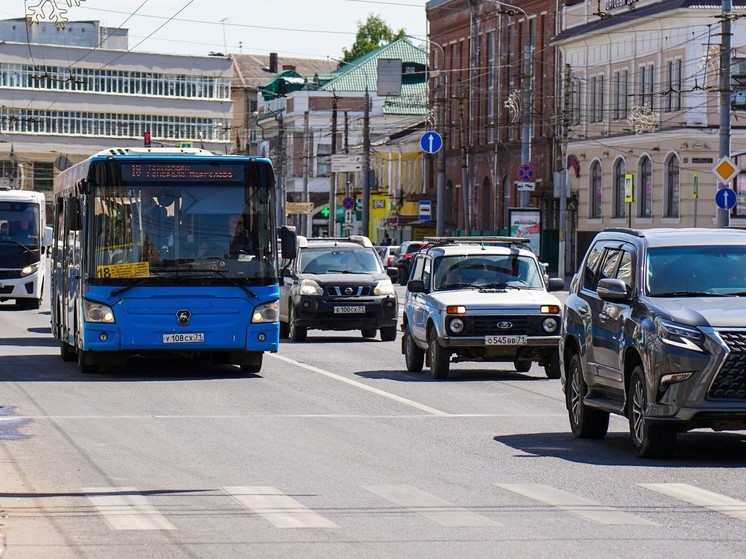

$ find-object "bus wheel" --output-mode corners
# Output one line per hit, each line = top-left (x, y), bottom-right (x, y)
(60, 340), (76, 362)
(240, 352), (263, 373)
(77, 349), (99, 374)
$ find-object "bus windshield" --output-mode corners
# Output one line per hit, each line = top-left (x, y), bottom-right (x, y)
(0, 202), (40, 250)
(92, 182), (277, 285)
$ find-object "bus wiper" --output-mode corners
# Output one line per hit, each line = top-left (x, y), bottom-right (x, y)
(0, 239), (35, 254)
(110, 275), (164, 297)
(180, 268), (257, 298)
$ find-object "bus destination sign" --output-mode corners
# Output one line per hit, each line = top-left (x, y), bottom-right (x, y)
(120, 162), (244, 182)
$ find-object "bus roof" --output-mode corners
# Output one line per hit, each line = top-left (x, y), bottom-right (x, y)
(0, 187), (47, 203)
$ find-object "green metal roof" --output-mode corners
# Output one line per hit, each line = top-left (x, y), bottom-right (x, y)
(319, 38), (428, 116)
(259, 70), (306, 100)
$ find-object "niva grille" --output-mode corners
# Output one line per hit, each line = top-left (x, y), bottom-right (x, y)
(453, 315), (550, 336)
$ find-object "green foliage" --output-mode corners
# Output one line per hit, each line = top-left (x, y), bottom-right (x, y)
(341, 14), (406, 65)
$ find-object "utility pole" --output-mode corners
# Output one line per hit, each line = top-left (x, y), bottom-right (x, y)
(458, 81), (471, 235)
(328, 94), (338, 236)
(717, 0), (732, 228)
(520, 44), (534, 207)
(558, 64), (571, 279)
(302, 110), (310, 236)
(277, 113), (285, 226)
(362, 87), (371, 239)
(436, 71), (446, 236)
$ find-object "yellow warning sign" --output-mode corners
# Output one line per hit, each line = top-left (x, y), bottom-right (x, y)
(96, 261), (151, 279)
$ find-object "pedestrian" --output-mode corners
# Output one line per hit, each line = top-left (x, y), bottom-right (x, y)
(381, 232), (392, 246)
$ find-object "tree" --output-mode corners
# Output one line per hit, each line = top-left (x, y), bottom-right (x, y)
(341, 14), (406, 65)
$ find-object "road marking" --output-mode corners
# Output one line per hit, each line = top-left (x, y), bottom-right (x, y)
(641, 483), (746, 522)
(270, 353), (449, 416)
(224, 486), (338, 528)
(83, 487), (176, 531)
(495, 483), (654, 525)
(363, 484), (499, 527)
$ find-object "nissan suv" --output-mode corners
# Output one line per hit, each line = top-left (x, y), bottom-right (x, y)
(561, 227), (746, 458)
(401, 236), (565, 379)
(279, 235), (398, 342)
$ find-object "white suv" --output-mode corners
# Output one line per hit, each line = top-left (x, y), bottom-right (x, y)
(401, 237), (565, 379)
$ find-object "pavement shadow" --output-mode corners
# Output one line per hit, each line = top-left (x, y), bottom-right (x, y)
(493, 430), (746, 467)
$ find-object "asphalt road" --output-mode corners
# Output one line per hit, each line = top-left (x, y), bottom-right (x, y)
(1, 286), (746, 559)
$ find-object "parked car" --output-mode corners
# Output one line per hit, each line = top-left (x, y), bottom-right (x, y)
(401, 236), (565, 380)
(375, 244), (400, 271)
(392, 241), (426, 285)
(278, 235), (399, 342)
(561, 227), (746, 458)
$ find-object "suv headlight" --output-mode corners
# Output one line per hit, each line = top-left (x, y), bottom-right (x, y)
(374, 278), (395, 296)
(655, 318), (705, 352)
(83, 300), (115, 323)
(252, 301), (279, 323)
(299, 279), (323, 296)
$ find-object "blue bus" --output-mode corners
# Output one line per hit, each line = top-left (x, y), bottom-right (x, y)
(50, 147), (296, 374)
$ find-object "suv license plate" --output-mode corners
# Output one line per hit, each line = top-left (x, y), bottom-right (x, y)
(163, 333), (205, 343)
(334, 305), (365, 314)
(485, 335), (526, 345)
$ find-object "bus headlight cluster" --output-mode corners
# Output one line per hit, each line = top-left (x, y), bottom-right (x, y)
(83, 300), (115, 323)
(542, 317), (558, 333)
(20, 262), (40, 277)
(252, 301), (279, 323)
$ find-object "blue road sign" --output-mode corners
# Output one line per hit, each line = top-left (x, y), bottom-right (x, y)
(342, 196), (355, 210)
(419, 200), (432, 221)
(715, 187), (737, 210)
(420, 132), (443, 154)
(518, 164), (535, 182)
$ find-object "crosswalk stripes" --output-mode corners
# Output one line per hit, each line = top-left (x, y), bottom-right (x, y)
(362, 484), (499, 527)
(83, 487), (177, 531)
(495, 483), (655, 525)
(640, 483), (746, 522)
(77, 482), (746, 531)
(223, 486), (338, 528)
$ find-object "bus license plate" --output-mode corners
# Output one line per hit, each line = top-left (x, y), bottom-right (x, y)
(163, 333), (205, 343)
(334, 305), (365, 314)
(485, 335), (526, 345)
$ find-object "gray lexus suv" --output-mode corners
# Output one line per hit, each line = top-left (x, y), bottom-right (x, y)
(561, 228), (746, 458)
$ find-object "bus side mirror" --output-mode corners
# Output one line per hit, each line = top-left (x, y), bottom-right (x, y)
(279, 225), (298, 260)
(66, 198), (83, 231)
(44, 226), (53, 247)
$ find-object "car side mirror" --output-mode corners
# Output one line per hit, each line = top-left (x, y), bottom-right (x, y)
(546, 277), (565, 292)
(407, 279), (426, 293)
(597, 278), (629, 301)
(387, 267), (399, 280)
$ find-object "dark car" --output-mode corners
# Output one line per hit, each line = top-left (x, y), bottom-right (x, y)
(561, 227), (746, 458)
(279, 235), (398, 342)
(392, 241), (426, 285)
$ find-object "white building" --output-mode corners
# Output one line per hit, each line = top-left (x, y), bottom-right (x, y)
(0, 18), (232, 193)
(555, 0), (746, 261)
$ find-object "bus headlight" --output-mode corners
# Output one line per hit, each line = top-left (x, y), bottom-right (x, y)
(252, 301), (279, 323)
(83, 300), (115, 323)
(20, 262), (40, 277)
(374, 279), (395, 296)
(299, 279), (323, 296)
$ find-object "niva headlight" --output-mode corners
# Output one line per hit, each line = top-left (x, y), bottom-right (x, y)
(655, 318), (705, 352)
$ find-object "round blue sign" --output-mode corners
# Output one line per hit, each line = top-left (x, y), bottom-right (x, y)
(518, 164), (535, 182)
(342, 196), (355, 210)
(420, 132), (443, 154)
(715, 187), (737, 210)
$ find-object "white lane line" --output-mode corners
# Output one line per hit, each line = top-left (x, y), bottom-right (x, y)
(224, 486), (338, 528)
(641, 483), (746, 522)
(363, 484), (499, 527)
(495, 483), (655, 525)
(270, 353), (449, 416)
(83, 487), (176, 531)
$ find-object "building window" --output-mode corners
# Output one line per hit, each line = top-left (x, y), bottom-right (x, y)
(613, 69), (628, 120)
(638, 64), (655, 110)
(590, 74), (604, 123)
(33, 162), (54, 191)
(487, 31), (496, 144)
(571, 77), (582, 126)
(316, 143), (331, 177)
(734, 173), (746, 217)
(665, 59), (682, 112)
(613, 159), (626, 218)
(590, 161), (602, 218)
(665, 155), (680, 217)
(638, 156), (653, 218)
